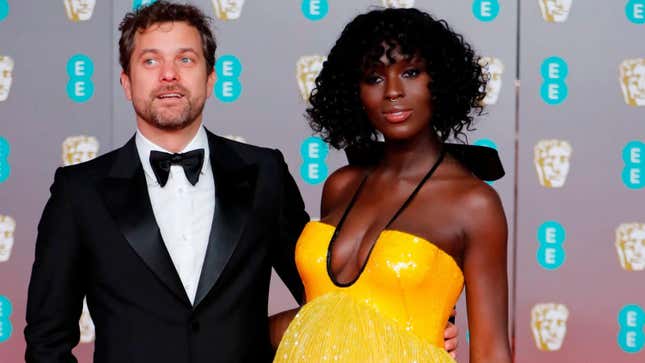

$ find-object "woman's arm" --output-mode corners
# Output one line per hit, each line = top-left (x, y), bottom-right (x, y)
(461, 183), (512, 363)
(269, 308), (300, 350)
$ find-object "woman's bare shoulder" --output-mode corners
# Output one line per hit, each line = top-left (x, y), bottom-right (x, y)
(320, 165), (367, 218)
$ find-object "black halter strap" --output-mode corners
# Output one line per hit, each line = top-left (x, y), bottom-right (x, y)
(326, 148), (446, 287)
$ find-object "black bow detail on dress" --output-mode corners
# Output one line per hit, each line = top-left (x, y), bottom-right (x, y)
(149, 149), (205, 187)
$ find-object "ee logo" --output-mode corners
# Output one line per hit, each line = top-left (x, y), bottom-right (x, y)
(302, 0), (328, 21)
(300, 137), (328, 185)
(472, 0), (499, 22)
(474, 138), (498, 185)
(537, 221), (566, 270)
(0, 137), (10, 183)
(540, 56), (568, 105)
(622, 141), (645, 189)
(0, 295), (12, 343)
(66, 54), (94, 103)
(133, 0), (157, 11)
(215, 55), (242, 103)
(626, 0), (645, 24)
(617, 304), (645, 353)
(0, 0), (9, 22)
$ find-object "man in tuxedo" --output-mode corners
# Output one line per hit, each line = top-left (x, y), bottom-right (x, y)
(25, 2), (459, 362)
(25, 2), (307, 362)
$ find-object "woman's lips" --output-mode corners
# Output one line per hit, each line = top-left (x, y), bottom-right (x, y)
(383, 109), (412, 123)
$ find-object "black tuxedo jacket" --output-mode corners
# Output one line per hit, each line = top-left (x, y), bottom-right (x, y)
(25, 130), (309, 363)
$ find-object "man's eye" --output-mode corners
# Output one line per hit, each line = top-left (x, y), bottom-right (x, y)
(143, 59), (158, 66)
(179, 57), (193, 64)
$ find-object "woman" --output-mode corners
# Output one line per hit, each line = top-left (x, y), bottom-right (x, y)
(274, 7), (511, 363)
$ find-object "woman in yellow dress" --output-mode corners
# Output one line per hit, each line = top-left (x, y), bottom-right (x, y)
(274, 7), (511, 363)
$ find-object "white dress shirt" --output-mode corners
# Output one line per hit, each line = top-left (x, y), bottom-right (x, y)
(135, 125), (214, 305)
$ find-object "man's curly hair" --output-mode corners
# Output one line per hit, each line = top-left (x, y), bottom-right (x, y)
(307, 7), (487, 150)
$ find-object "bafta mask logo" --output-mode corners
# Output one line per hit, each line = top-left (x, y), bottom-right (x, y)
(616, 223), (645, 272)
(479, 57), (504, 105)
(63, 0), (96, 22)
(296, 55), (325, 102)
(79, 297), (95, 343)
(538, 0), (573, 23)
(0, 215), (15, 263)
(534, 139), (572, 188)
(0, 55), (14, 102)
(620, 59), (645, 107)
(62, 136), (99, 166)
(382, 0), (415, 8)
(531, 303), (569, 351)
(212, 0), (245, 20)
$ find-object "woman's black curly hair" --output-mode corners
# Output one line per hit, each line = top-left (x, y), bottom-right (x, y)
(307, 7), (487, 150)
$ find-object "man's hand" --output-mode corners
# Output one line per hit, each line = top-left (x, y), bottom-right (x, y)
(444, 309), (459, 359)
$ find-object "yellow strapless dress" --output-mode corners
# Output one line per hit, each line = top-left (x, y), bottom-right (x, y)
(274, 221), (464, 363)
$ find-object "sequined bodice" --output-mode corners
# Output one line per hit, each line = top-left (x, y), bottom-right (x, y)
(295, 221), (464, 346)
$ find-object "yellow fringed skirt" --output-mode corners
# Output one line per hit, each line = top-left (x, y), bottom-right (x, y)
(274, 292), (456, 363)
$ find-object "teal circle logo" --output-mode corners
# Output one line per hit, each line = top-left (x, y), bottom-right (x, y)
(215, 54), (242, 103)
(626, 0), (645, 24)
(0, 295), (13, 343)
(216, 55), (242, 78)
(540, 82), (568, 105)
(133, 0), (157, 11)
(472, 0), (500, 22)
(0, 137), (10, 183)
(617, 304), (645, 353)
(300, 136), (329, 184)
(474, 138), (498, 185)
(66, 54), (95, 103)
(621, 141), (645, 189)
(67, 54), (94, 78)
(536, 220), (566, 270)
(215, 79), (242, 103)
(474, 138), (498, 150)
(66, 79), (95, 103)
(541, 57), (569, 80)
(0, 0), (9, 22)
(540, 57), (569, 105)
(302, 0), (328, 21)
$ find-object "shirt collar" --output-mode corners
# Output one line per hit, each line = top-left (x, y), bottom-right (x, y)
(135, 124), (211, 183)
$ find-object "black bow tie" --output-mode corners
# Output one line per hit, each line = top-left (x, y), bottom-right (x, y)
(149, 149), (205, 187)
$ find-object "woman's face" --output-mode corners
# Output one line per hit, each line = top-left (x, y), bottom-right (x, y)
(359, 48), (432, 143)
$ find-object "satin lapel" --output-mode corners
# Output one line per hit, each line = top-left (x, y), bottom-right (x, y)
(194, 133), (258, 308)
(99, 137), (191, 307)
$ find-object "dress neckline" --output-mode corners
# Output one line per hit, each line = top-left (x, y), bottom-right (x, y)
(325, 149), (446, 288)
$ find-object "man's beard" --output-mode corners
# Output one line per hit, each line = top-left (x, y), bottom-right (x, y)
(135, 85), (205, 131)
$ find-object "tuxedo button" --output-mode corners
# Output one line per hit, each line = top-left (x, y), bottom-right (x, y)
(191, 320), (200, 332)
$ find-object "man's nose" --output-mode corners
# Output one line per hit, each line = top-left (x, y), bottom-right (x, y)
(160, 62), (179, 82)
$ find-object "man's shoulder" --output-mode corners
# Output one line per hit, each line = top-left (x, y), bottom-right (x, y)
(208, 131), (283, 164)
(57, 142), (129, 180)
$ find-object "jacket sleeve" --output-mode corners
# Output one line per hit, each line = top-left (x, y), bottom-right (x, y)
(25, 167), (84, 363)
(271, 150), (309, 305)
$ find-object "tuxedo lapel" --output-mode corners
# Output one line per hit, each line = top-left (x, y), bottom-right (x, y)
(99, 137), (191, 307)
(193, 133), (258, 308)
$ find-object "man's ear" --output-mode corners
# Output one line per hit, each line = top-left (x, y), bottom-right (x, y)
(206, 69), (216, 98)
(120, 71), (133, 101)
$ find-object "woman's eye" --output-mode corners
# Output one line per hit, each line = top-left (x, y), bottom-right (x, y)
(363, 74), (382, 84)
(402, 68), (420, 78)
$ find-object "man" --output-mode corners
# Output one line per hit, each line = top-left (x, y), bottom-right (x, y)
(26, 2), (306, 362)
(25, 2), (457, 362)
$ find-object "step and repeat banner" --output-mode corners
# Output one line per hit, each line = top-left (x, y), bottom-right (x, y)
(0, 1), (642, 362)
